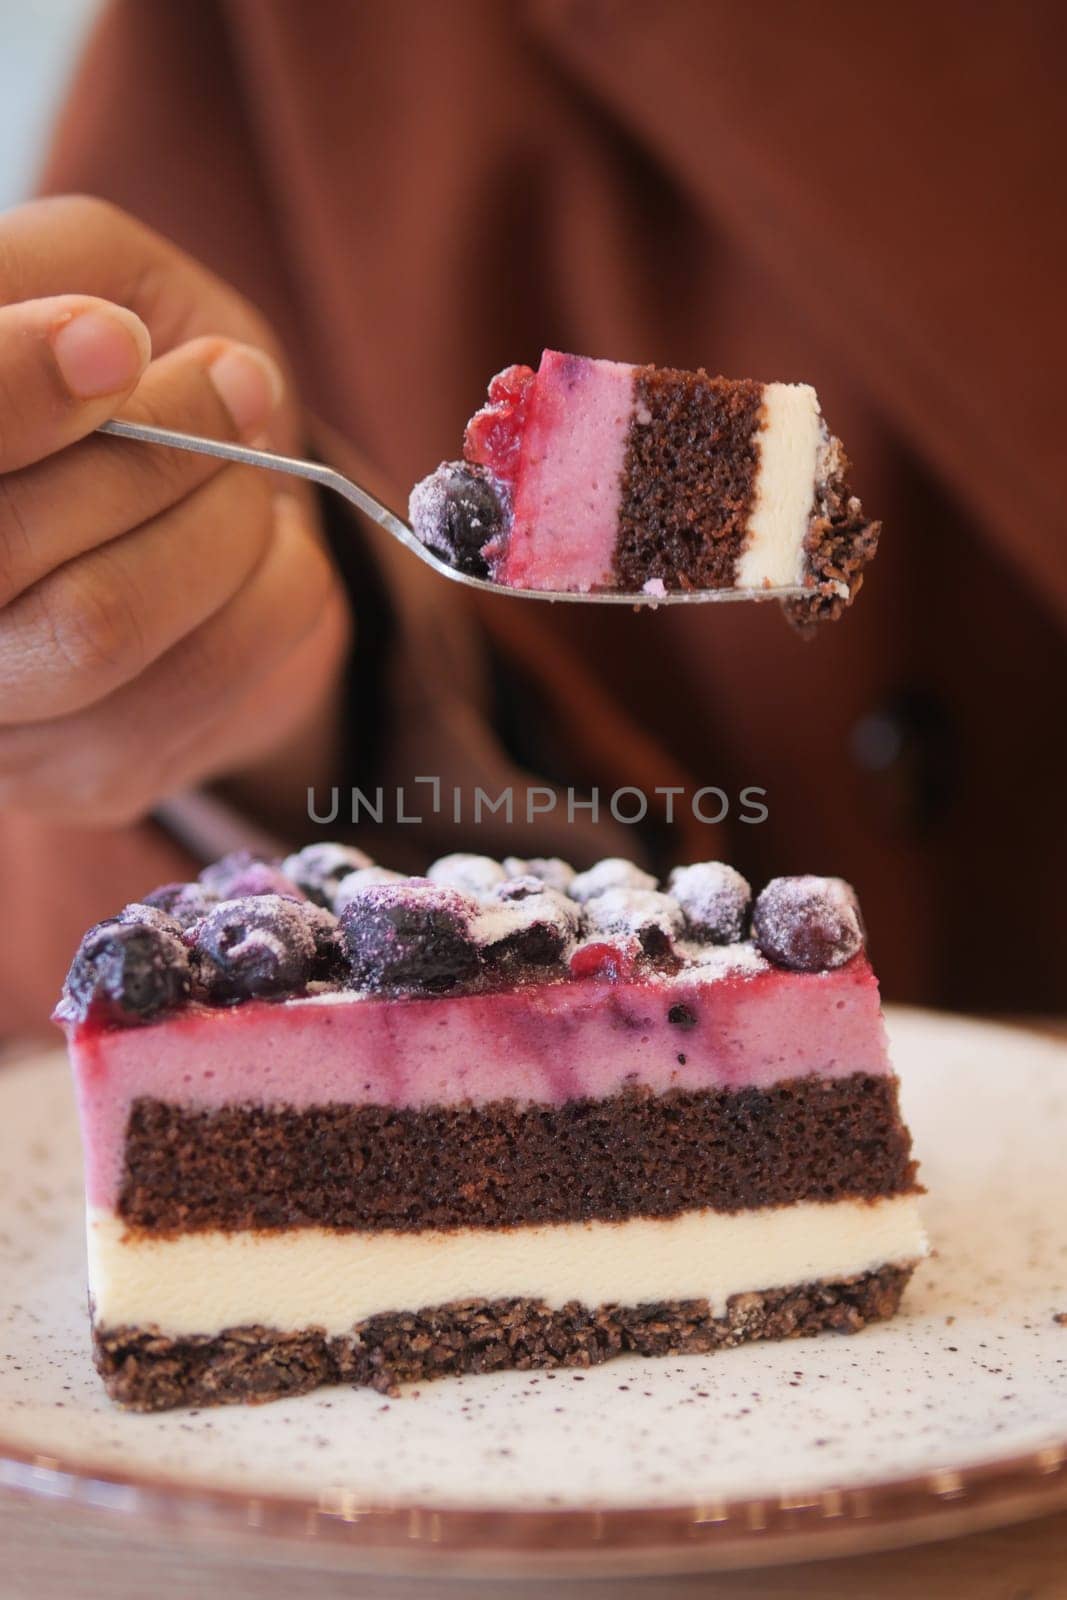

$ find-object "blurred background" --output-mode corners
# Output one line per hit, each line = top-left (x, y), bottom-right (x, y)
(0, 0), (96, 208)
(0, 1), (1063, 1025)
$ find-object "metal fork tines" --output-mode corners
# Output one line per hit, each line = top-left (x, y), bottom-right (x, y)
(96, 419), (805, 605)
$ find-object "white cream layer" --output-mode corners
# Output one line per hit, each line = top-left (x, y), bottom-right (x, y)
(736, 382), (823, 589)
(88, 1197), (926, 1339)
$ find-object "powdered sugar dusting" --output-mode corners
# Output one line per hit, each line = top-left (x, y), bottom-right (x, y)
(570, 859), (659, 903)
(669, 862), (752, 944)
(673, 940), (767, 981)
(428, 854), (508, 896)
(503, 857), (576, 894)
(583, 888), (684, 941)
(473, 881), (581, 954)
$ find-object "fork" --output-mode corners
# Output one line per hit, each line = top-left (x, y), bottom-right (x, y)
(97, 419), (804, 605)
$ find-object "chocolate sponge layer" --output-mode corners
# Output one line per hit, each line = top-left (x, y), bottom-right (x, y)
(119, 1074), (918, 1234)
(614, 369), (764, 590)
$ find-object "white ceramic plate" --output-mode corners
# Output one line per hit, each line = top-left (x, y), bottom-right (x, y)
(0, 1008), (1064, 1578)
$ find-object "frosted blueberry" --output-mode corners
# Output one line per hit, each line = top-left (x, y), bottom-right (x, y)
(281, 842), (375, 908)
(340, 882), (482, 995)
(198, 851), (303, 902)
(503, 856), (576, 894)
(568, 858), (658, 903)
(142, 881), (219, 929)
(118, 902), (186, 937)
(581, 888), (685, 964)
(63, 916), (191, 1025)
(408, 461), (505, 577)
(477, 879), (581, 970)
(427, 853), (507, 897)
(300, 901), (347, 982)
(751, 876), (864, 972)
(668, 862), (752, 945)
(193, 895), (317, 1002)
(332, 865), (407, 914)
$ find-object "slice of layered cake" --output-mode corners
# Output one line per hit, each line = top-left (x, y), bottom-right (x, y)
(409, 351), (880, 620)
(56, 847), (925, 1411)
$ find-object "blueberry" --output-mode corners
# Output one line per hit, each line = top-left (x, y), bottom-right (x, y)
(301, 901), (347, 982)
(581, 888), (684, 950)
(568, 859), (658, 903)
(751, 876), (864, 972)
(193, 895), (317, 1002)
(332, 866), (406, 914)
(227, 861), (306, 900)
(198, 850), (262, 895)
(142, 881), (219, 929)
(408, 462), (505, 577)
(503, 856), (575, 895)
(668, 863), (751, 945)
(668, 1003), (698, 1030)
(118, 902), (186, 936)
(340, 882), (482, 995)
(281, 843), (375, 908)
(494, 875), (545, 901)
(427, 853), (506, 896)
(478, 881), (581, 971)
(198, 851), (302, 902)
(63, 917), (191, 1026)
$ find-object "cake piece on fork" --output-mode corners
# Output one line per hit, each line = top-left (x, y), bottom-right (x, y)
(409, 351), (880, 620)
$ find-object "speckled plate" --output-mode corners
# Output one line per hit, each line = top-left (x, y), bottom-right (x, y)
(0, 1009), (1064, 1579)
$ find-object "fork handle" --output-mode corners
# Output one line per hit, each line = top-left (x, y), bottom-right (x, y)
(96, 418), (401, 536)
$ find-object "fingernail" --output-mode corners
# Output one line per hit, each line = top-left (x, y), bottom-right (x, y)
(209, 344), (285, 437)
(51, 306), (151, 399)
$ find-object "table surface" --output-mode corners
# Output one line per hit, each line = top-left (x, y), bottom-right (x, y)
(0, 1495), (1064, 1599)
(3, 1018), (1064, 1599)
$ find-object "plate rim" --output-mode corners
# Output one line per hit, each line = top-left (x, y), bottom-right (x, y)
(1, 1433), (1065, 1575)
(2, 1008), (1065, 1575)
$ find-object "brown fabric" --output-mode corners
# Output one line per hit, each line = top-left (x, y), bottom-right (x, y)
(93, 1264), (914, 1409)
(23, 0), (1067, 1017)
(117, 1075), (918, 1234)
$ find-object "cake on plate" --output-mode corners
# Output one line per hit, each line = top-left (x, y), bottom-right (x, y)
(409, 351), (880, 620)
(56, 847), (925, 1410)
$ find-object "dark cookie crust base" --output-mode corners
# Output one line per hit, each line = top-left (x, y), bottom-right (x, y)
(119, 1074), (918, 1234)
(614, 369), (764, 590)
(94, 1264), (914, 1411)
(787, 435), (881, 626)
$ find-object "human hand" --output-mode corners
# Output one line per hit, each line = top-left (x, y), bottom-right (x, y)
(0, 196), (350, 827)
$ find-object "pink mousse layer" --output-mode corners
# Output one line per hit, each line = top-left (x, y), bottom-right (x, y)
(497, 351), (634, 591)
(67, 957), (888, 1210)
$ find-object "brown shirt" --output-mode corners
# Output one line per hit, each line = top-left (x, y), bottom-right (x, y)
(13, 0), (1065, 1024)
